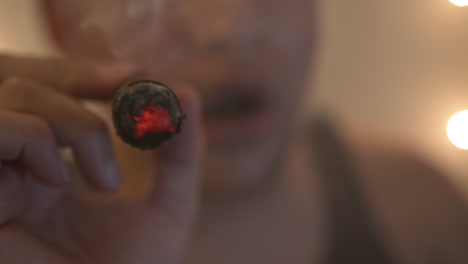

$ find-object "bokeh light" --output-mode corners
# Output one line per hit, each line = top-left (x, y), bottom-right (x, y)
(447, 110), (468, 149)
(449, 0), (468, 7)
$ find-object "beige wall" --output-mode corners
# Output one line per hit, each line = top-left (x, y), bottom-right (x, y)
(0, 0), (467, 195)
(314, 0), (468, 196)
(0, 0), (57, 56)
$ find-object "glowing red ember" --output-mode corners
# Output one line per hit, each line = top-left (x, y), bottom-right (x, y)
(130, 105), (176, 138)
(113, 80), (183, 149)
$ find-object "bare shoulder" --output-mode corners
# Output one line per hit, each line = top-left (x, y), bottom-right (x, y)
(342, 124), (468, 264)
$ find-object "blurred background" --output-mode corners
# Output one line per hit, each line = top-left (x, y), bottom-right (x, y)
(0, 0), (467, 199)
(314, 0), (468, 200)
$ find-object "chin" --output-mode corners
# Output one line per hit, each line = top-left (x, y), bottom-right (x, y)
(200, 133), (287, 199)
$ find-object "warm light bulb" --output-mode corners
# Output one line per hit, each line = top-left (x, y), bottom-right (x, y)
(449, 0), (468, 6)
(447, 110), (468, 149)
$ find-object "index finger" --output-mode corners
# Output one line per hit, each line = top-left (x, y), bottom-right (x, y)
(0, 55), (138, 99)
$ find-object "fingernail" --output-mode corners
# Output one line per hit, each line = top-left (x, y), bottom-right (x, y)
(95, 63), (139, 80)
(104, 159), (122, 190)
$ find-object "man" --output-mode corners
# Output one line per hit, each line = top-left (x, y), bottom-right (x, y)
(0, 0), (466, 263)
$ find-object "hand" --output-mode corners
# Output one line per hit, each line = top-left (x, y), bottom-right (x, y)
(0, 55), (204, 264)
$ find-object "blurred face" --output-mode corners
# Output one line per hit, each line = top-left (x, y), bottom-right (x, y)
(44, 0), (316, 195)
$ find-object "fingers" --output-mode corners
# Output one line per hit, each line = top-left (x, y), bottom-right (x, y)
(0, 111), (71, 186)
(0, 55), (137, 99)
(0, 79), (120, 191)
(148, 85), (204, 218)
(0, 166), (28, 226)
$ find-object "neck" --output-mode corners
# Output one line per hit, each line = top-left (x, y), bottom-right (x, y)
(188, 140), (326, 264)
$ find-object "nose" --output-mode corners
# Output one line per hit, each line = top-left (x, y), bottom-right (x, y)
(134, 3), (267, 94)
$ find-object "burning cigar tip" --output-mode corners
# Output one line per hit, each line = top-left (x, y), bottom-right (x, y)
(112, 80), (184, 150)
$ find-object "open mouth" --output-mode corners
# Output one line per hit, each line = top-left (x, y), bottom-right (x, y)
(201, 82), (276, 144)
(202, 82), (270, 119)
(203, 91), (265, 119)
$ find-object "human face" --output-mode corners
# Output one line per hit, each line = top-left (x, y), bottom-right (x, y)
(44, 0), (316, 195)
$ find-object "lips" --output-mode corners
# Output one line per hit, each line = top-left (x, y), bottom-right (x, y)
(203, 89), (264, 119)
(201, 82), (277, 145)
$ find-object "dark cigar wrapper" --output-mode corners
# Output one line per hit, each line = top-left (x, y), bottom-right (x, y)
(112, 80), (184, 150)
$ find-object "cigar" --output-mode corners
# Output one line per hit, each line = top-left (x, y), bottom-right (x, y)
(112, 80), (184, 149)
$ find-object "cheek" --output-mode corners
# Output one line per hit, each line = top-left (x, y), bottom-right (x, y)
(250, 40), (312, 86)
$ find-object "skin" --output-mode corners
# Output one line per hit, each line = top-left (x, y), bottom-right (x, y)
(0, 57), (204, 264)
(43, 0), (316, 196)
(0, 0), (467, 263)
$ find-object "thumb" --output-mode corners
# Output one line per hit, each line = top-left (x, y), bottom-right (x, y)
(147, 84), (204, 219)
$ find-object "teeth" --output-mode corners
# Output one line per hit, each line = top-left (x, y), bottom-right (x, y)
(204, 94), (262, 118)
